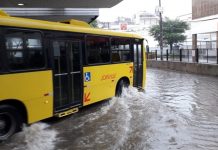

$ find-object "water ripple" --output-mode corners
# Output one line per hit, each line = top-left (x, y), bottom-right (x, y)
(1, 68), (218, 150)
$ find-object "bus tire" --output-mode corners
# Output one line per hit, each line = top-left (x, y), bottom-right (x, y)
(116, 79), (129, 97)
(0, 105), (22, 141)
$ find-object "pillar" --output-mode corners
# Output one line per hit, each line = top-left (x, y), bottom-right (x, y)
(216, 31), (218, 64)
(192, 34), (197, 62)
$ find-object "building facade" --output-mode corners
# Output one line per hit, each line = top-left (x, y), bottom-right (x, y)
(192, 0), (218, 19)
(192, 0), (218, 63)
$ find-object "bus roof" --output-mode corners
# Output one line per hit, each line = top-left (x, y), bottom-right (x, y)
(0, 15), (143, 39)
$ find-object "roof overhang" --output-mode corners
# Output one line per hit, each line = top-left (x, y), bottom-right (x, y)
(0, 0), (123, 8)
(0, 0), (123, 22)
(1, 8), (99, 22)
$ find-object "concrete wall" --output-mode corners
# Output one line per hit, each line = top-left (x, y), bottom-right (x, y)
(147, 60), (218, 77)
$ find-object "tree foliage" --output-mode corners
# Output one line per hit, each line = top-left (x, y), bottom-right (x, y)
(149, 18), (189, 51)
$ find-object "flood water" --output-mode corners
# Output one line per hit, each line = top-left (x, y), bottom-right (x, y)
(1, 68), (218, 150)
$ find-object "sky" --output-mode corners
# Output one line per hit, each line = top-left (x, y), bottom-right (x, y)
(99, 0), (192, 22)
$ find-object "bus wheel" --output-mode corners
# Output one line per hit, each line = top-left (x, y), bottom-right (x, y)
(0, 105), (22, 141)
(116, 79), (129, 97)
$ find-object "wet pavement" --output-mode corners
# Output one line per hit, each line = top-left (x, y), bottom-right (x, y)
(1, 68), (218, 150)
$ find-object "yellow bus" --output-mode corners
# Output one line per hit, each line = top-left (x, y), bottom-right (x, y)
(0, 10), (146, 140)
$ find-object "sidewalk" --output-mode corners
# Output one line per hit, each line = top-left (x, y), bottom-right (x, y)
(147, 60), (218, 77)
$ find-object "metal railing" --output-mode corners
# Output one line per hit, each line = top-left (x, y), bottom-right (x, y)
(147, 48), (218, 64)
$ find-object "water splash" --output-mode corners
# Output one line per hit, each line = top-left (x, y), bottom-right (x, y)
(111, 89), (133, 150)
(73, 98), (117, 129)
(24, 123), (57, 150)
(13, 123), (58, 150)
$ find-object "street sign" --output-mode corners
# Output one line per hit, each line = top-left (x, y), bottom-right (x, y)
(120, 23), (127, 30)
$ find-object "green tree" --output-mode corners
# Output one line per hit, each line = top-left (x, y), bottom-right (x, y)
(149, 18), (189, 52)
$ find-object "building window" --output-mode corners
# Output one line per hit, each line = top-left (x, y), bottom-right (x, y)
(5, 29), (45, 70)
(86, 36), (110, 64)
(111, 38), (132, 62)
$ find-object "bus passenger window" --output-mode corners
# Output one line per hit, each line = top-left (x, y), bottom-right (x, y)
(0, 55), (2, 72)
(111, 38), (132, 63)
(0, 42), (4, 72)
(86, 36), (110, 64)
(5, 36), (25, 70)
(5, 30), (45, 71)
(0, 61), (2, 71)
(26, 33), (45, 68)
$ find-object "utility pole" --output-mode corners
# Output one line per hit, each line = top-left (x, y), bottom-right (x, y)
(159, 0), (163, 60)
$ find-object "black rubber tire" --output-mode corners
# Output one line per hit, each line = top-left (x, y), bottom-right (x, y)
(116, 79), (129, 97)
(0, 105), (22, 141)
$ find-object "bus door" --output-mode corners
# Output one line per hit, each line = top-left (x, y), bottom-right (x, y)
(52, 40), (82, 112)
(133, 42), (143, 88)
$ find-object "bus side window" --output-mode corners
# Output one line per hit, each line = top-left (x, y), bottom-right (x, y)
(112, 51), (120, 62)
(111, 38), (132, 63)
(0, 58), (2, 72)
(86, 36), (110, 64)
(5, 33), (25, 70)
(26, 32), (45, 68)
(4, 29), (45, 71)
(0, 53), (2, 72)
(0, 30), (3, 72)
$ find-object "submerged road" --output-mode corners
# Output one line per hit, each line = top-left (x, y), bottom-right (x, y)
(1, 68), (218, 150)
